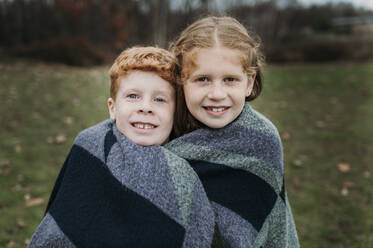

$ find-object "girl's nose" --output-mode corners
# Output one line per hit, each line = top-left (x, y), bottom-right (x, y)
(208, 83), (227, 100)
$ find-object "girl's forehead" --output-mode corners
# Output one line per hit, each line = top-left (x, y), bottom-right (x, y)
(183, 47), (244, 72)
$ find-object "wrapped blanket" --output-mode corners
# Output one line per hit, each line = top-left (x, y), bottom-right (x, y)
(29, 104), (298, 248)
(165, 104), (300, 248)
(28, 120), (219, 248)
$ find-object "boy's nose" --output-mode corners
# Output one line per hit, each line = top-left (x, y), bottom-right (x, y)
(138, 100), (153, 114)
(208, 84), (227, 100)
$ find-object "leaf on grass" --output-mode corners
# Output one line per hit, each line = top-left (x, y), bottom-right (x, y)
(338, 163), (350, 173)
(14, 145), (22, 153)
(343, 181), (354, 188)
(0, 160), (10, 167)
(25, 197), (44, 207)
(32, 112), (41, 119)
(364, 171), (371, 178)
(0, 167), (11, 175)
(341, 187), (349, 197)
(7, 240), (15, 247)
(25, 239), (30, 246)
(0, 160), (11, 175)
(24, 193), (31, 200)
(55, 134), (67, 144)
(293, 159), (304, 167)
(316, 120), (326, 128)
(281, 131), (291, 141)
(17, 219), (25, 228)
(46, 137), (54, 144)
(64, 116), (73, 125)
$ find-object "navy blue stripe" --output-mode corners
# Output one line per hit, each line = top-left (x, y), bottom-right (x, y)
(189, 160), (277, 231)
(50, 145), (185, 248)
(280, 178), (286, 204)
(104, 129), (116, 163)
(181, 126), (283, 173)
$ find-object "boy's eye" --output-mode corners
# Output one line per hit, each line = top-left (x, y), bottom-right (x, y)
(196, 76), (209, 82)
(128, 94), (139, 99)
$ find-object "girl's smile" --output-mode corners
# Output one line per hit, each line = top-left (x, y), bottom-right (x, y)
(183, 47), (254, 128)
(203, 106), (230, 116)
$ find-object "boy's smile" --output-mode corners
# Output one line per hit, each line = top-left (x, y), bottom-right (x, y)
(108, 71), (175, 146)
(183, 47), (254, 128)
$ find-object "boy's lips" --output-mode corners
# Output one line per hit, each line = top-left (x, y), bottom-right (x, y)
(203, 106), (230, 116)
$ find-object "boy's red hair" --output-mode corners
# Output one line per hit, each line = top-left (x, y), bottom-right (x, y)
(109, 46), (177, 100)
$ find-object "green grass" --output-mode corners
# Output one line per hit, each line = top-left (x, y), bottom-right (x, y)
(1, 59), (372, 247)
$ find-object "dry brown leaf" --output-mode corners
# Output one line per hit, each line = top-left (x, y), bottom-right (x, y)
(6, 240), (15, 247)
(0, 160), (10, 167)
(341, 187), (349, 196)
(364, 171), (371, 178)
(343, 181), (354, 188)
(46, 137), (54, 144)
(25, 197), (44, 207)
(316, 120), (326, 128)
(25, 239), (30, 246)
(55, 134), (67, 144)
(64, 116), (73, 125)
(14, 145), (22, 153)
(338, 163), (351, 173)
(293, 159), (304, 167)
(17, 219), (25, 228)
(0, 167), (11, 175)
(281, 132), (291, 141)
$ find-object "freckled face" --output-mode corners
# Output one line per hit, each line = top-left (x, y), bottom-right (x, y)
(108, 71), (175, 146)
(183, 47), (254, 128)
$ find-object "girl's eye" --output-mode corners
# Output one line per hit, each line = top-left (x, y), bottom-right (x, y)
(128, 94), (139, 99)
(154, 97), (165, 102)
(224, 77), (237, 83)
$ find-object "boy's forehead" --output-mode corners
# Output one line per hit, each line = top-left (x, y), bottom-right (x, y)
(118, 71), (175, 94)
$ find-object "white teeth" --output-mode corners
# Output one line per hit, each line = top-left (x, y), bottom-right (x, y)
(209, 107), (225, 112)
(133, 123), (155, 129)
(144, 124), (154, 129)
(134, 123), (144, 129)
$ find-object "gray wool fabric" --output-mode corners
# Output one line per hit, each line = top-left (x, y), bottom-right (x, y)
(29, 104), (299, 248)
(28, 120), (215, 248)
(165, 104), (300, 248)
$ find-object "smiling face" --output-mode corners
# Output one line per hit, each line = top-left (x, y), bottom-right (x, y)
(108, 71), (175, 146)
(183, 47), (254, 128)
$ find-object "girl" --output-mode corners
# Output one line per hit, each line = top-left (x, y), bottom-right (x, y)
(166, 16), (299, 247)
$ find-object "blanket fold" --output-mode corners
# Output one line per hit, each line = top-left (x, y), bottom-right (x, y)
(29, 104), (299, 248)
(29, 120), (215, 248)
(165, 104), (299, 248)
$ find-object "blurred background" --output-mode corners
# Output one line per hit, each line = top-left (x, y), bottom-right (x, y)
(1, 0), (373, 64)
(0, 0), (372, 247)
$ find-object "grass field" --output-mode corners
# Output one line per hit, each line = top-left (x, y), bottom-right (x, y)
(0, 59), (372, 248)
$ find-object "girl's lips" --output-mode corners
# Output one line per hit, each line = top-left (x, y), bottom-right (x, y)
(203, 106), (230, 116)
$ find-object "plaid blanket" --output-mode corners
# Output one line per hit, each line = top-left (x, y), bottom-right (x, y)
(28, 120), (218, 248)
(165, 104), (299, 248)
(29, 104), (299, 247)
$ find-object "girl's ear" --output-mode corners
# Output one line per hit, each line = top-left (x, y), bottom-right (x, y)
(245, 73), (256, 97)
(107, 98), (116, 120)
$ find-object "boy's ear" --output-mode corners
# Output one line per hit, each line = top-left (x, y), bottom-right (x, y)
(107, 98), (116, 120)
(245, 73), (256, 97)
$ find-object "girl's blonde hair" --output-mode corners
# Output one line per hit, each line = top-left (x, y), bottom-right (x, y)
(169, 16), (265, 136)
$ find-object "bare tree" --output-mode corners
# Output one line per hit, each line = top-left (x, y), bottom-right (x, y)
(151, 0), (169, 48)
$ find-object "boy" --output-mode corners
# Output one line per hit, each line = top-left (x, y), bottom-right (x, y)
(107, 46), (176, 146)
(28, 47), (215, 248)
